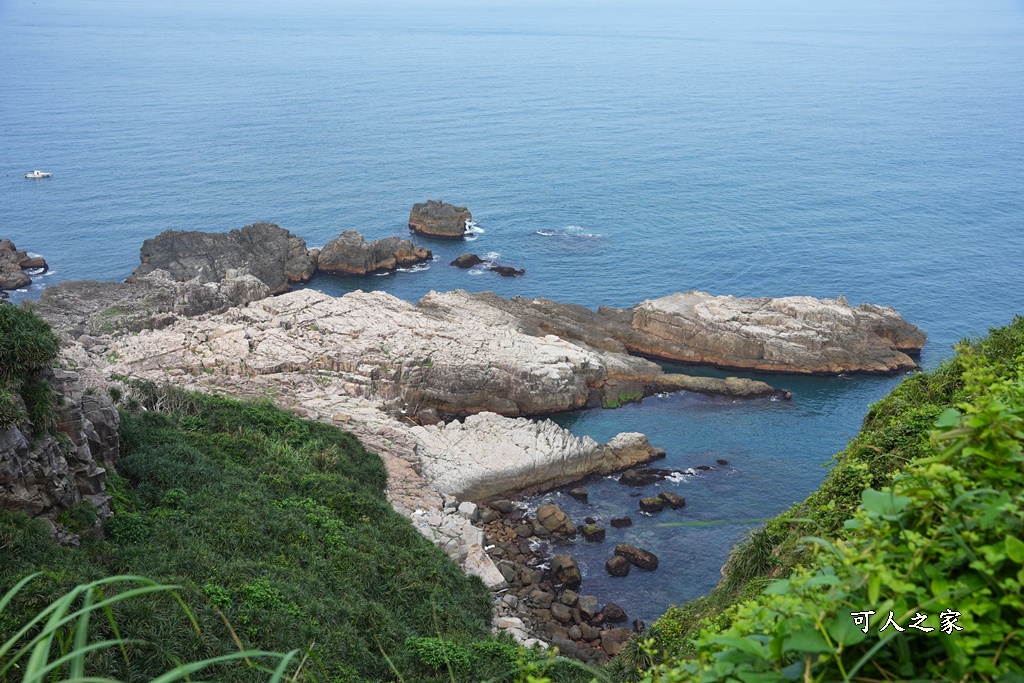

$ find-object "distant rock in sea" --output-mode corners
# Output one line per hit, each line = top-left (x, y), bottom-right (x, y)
(317, 230), (431, 276)
(409, 199), (473, 239)
(0, 238), (47, 293)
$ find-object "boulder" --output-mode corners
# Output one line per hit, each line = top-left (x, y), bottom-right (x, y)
(130, 223), (315, 294)
(615, 544), (659, 570)
(602, 602), (627, 623)
(536, 503), (576, 535)
(639, 497), (665, 513)
(317, 230), (431, 276)
(551, 602), (573, 623)
(610, 516), (632, 528)
(551, 554), (582, 588)
(409, 200), (472, 239)
(619, 468), (662, 487)
(450, 253), (484, 268)
(581, 525), (605, 542)
(577, 595), (600, 620)
(659, 491), (686, 509)
(601, 627), (631, 656)
(568, 487), (589, 502)
(490, 265), (525, 277)
(605, 555), (630, 577)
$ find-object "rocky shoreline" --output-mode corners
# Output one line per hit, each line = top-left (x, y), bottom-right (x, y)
(4, 214), (927, 658)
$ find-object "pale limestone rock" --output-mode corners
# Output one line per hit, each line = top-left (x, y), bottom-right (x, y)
(625, 291), (925, 374)
(411, 412), (663, 501)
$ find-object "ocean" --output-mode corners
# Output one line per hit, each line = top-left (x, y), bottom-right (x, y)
(2, 0), (1023, 622)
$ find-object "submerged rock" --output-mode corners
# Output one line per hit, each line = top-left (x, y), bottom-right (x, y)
(409, 200), (473, 239)
(490, 265), (525, 277)
(317, 230), (431, 276)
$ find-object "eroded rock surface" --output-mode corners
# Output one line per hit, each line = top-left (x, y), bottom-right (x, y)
(412, 413), (664, 500)
(1, 239), (47, 292)
(130, 223), (316, 294)
(409, 200), (472, 239)
(620, 292), (926, 374)
(317, 231), (431, 276)
(0, 370), (119, 537)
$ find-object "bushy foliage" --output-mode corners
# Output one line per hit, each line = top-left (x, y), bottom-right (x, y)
(648, 317), (1024, 661)
(0, 304), (60, 383)
(0, 305), (61, 432)
(0, 389), (497, 682)
(642, 318), (1024, 681)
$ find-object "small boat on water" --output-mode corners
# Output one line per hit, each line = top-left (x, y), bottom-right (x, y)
(24, 170), (52, 179)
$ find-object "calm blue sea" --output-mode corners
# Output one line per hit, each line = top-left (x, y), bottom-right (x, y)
(3, 0), (1023, 622)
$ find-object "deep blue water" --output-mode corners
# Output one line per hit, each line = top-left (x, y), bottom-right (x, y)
(3, 0), (1023, 623)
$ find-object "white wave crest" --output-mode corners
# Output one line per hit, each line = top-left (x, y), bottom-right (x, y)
(534, 225), (601, 238)
(485, 251), (500, 261)
(465, 220), (484, 235)
(396, 262), (431, 273)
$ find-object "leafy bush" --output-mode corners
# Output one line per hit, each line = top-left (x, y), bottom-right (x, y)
(642, 318), (1024, 681)
(0, 388), (27, 430)
(0, 304), (60, 382)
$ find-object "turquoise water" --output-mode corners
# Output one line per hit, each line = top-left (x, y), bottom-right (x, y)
(3, 0), (1023, 622)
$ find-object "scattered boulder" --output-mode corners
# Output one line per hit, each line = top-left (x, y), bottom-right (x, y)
(619, 468), (663, 487)
(536, 504), (576, 535)
(639, 497), (665, 513)
(490, 265), (525, 277)
(610, 516), (633, 528)
(559, 590), (579, 607)
(605, 555), (630, 577)
(568, 487), (589, 503)
(551, 554), (582, 588)
(577, 595), (600, 619)
(581, 525), (605, 542)
(409, 200), (472, 239)
(658, 491), (686, 509)
(716, 459), (729, 465)
(615, 544), (659, 570)
(550, 602), (572, 623)
(601, 627), (632, 656)
(450, 253), (485, 268)
(130, 223), (315, 294)
(602, 602), (628, 623)
(317, 230), (431, 276)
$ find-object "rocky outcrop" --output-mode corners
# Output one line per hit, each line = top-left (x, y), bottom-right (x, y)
(33, 269), (269, 338)
(0, 370), (119, 539)
(409, 200), (472, 239)
(317, 231), (431, 276)
(450, 254), (484, 268)
(410, 413), (664, 501)
(1, 239), (47, 292)
(617, 292), (926, 374)
(130, 223), (316, 294)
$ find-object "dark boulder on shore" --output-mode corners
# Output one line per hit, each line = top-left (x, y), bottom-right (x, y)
(605, 555), (630, 577)
(130, 223), (315, 294)
(450, 253), (485, 268)
(551, 554), (582, 588)
(317, 230), (431, 276)
(409, 200), (472, 239)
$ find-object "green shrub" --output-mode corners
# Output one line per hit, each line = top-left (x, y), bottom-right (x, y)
(0, 304), (60, 382)
(406, 636), (473, 672)
(644, 319), (1024, 681)
(0, 388), (27, 429)
(57, 500), (98, 533)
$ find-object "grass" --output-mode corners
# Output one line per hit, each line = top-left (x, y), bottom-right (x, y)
(0, 386), (509, 682)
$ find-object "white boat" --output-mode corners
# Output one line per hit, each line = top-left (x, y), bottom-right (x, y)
(24, 170), (52, 179)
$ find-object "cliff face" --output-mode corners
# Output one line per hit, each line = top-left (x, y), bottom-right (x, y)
(0, 369), (119, 541)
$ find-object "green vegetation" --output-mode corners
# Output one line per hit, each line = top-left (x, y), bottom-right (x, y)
(634, 317), (1024, 681)
(603, 392), (644, 410)
(0, 384), (513, 682)
(0, 305), (60, 432)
